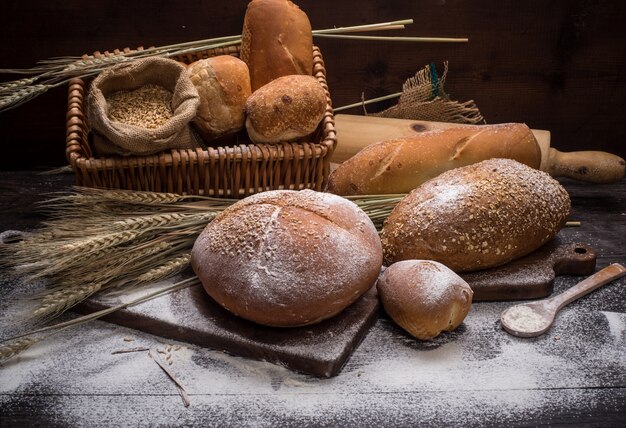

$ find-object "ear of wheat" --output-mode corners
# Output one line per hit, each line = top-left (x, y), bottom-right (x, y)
(0, 186), (404, 328)
(0, 19), (473, 113)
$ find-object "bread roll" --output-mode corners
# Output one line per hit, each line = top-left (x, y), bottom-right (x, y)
(186, 55), (251, 142)
(240, 0), (313, 91)
(326, 123), (541, 195)
(381, 158), (571, 272)
(377, 260), (473, 340)
(245, 75), (326, 144)
(191, 189), (383, 327)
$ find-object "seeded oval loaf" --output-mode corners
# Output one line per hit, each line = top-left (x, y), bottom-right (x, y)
(244, 75), (326, 144)
(326, 123), (541, 195)
(191, 189), (383, 327)
(377, 260), (473, 340)
(381, 158), (571, 272)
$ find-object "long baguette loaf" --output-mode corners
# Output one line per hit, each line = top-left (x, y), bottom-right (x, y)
(380, 159), (571, 272)
(326, 123), (541, 195)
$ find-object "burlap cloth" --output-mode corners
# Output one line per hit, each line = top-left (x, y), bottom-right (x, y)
(371, 62), (484, 124)
(88, 56), (201, 156)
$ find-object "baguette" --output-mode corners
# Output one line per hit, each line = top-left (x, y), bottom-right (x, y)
(380, 159), (571, 272)
(326, 123), (541, 195)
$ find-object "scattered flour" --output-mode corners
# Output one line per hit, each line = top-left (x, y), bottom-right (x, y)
(1, 264), (625, 426)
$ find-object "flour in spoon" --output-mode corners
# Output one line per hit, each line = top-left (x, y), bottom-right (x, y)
(503, 305), (546, 332)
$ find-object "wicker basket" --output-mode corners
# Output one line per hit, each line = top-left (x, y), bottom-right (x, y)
(65, 45), (336, 197)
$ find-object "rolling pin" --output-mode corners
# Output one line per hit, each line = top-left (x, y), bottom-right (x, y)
(333, 114), (625, 183)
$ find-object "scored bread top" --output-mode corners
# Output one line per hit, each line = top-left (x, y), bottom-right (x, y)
(191, 189), (382, 327)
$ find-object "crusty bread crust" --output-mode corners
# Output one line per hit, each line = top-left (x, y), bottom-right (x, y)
(381, 158), (571, 272)
(240, 0), (313, 92)
(191, 189), (383, 327)
(187, 55), (251, 142)
(327, 123), (542, 195)
(377, 260), (473, 340)
(245, 75), (326, 144)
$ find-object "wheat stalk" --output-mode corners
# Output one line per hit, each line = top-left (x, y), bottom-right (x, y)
(32, 282), (104, 320)
(0, 19), (472, 112)
(0, 187), (404, 328)
(0, 277), (198, 365)
(0, 337), (40, 364)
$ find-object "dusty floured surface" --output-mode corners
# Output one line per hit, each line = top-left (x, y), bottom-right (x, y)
(1, 269), (624, 427)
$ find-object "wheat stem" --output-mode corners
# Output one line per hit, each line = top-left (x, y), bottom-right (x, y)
(0, 337), (40, 364)
(1, 277), (198, 359)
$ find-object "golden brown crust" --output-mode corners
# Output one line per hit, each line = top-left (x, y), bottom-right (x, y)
(244, 75), (326, 144)
(240, 0), (313, 92)
(380, 159), (571, 272)
(326, 123), (542, 195)
(377, 260), (473, 340)
(190, 189), (383, 327)
(186, 55), (251, 142)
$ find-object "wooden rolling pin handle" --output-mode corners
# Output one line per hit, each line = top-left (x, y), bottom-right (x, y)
(546, 149), (626, 183)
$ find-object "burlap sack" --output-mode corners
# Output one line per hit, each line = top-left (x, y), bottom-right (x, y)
(372, 62), (485, 124)
(88, 56), (201, 156)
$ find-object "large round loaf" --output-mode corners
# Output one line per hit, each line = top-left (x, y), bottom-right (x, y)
(186, 55), (251, 142)
(326, 123), (541, 195)
(381, 158), (571, 272)
(245, 75), (326, 144)
(240, 0), (313, 92)
(191, 189), (383, 327)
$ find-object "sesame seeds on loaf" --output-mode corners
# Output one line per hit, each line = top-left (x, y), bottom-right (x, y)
(380, 159), (571, 272)
(191, 189), (383, 327)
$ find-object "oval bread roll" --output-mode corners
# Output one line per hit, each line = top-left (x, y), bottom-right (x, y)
(245, 75), (326, 144)
(191, 189), (383, 327)
(326, 123), (542, 195)
(377, 260), (473, 340)
(240, 0), (313, 92)
(187, 55), (251, 142)
(381, 158), (571, 272)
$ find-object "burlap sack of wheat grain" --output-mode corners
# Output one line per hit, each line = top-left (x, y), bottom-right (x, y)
(370, 62), (485, 124)
(87, 56), (202, 156)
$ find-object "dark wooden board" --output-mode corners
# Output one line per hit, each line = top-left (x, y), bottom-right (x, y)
(464, 236), (597, 301)
(75, 283), (380, 378)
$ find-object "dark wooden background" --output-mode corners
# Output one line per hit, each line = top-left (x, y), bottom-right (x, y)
(1, 0), (625, 170)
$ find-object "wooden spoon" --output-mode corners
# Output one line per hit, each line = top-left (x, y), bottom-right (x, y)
(500, 263), (626, 338)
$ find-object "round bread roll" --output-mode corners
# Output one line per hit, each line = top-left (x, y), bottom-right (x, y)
(381, 158), (571, 272)
(240, 0), (313, 92)
(245, 75), (326, 144)
(327, 123), (541, 195)
(191, 189), (383, 327)
(377, 260), (473, 340)
(186, 55), (251, 142)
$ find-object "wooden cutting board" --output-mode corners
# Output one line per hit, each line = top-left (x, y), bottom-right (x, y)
(74, 237), (596, 377)
(465, 237), (597, 301)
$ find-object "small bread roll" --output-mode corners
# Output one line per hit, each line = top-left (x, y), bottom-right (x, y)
(240, 0), (313, 91)
(381, 158), (571, 272)
(245, 75), (326, 144)
(187, 55), (251, 142)
(191, 189), (382, 327)
(377, 260), (473, 340)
